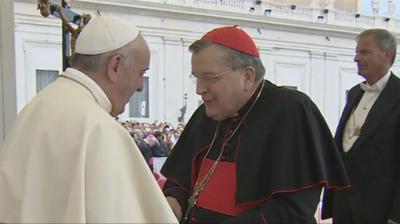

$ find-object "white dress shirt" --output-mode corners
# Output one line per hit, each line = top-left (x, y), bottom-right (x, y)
(342, 71), (391, 152)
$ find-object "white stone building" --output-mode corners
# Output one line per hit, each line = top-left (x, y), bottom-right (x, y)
(2, 0), (400, 142)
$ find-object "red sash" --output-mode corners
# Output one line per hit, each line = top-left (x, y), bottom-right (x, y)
(196, 158), (258, 216)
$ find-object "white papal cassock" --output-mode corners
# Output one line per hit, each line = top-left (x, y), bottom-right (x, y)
(0, 68), (178, 223)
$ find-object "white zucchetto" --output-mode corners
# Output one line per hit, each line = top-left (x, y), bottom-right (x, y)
(75, 15), (139, 55)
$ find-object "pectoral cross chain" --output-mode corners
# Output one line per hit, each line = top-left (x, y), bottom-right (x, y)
(183, 191), (199, 222)
(187, 193), (197, 208)
(353, 126), (361, 136)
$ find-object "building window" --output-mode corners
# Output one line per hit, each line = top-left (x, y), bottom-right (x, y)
(36, 69), (59, 93)
(129, 77), (149, 118)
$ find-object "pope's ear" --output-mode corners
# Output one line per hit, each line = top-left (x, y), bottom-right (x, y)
(106, 54), (123, 82)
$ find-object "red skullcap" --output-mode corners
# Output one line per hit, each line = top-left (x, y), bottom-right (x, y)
(201, 26), (259, 57)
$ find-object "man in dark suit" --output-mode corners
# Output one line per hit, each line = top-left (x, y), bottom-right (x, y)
(322, 29), (400, 224)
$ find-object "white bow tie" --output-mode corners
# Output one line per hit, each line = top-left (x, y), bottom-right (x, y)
(360, 82), (380, 92)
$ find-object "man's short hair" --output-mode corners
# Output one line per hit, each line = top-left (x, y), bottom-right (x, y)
(189, 40), (265, 81)
(69, 40), (135, 73)
(357, 29), (397, 65)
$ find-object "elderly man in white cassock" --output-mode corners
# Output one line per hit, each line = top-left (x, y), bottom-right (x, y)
(0, 15), (178, 223)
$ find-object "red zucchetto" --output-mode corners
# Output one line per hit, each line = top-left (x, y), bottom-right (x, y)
(201, 26), (259, 57)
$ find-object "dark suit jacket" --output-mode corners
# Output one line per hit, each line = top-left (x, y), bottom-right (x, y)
(322, 73), (400, 223)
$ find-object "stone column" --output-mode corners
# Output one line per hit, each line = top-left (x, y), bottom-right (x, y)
(310, 0), (321, 8)
(326, 0), (336, 10)
(387, 0), (395, 16)
(371, 0), (381, 15)
(0, 0), (17, 144)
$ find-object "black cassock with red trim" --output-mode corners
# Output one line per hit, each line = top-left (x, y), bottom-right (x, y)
(161, 80), (349, 223)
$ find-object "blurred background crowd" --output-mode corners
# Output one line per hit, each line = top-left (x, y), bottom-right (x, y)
(118, 119), (185, 183)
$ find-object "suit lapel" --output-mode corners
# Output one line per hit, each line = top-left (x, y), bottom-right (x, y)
(351, 73), (400, 150)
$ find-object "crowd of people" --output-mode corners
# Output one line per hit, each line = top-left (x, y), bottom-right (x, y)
(119, 119), (185, 171)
